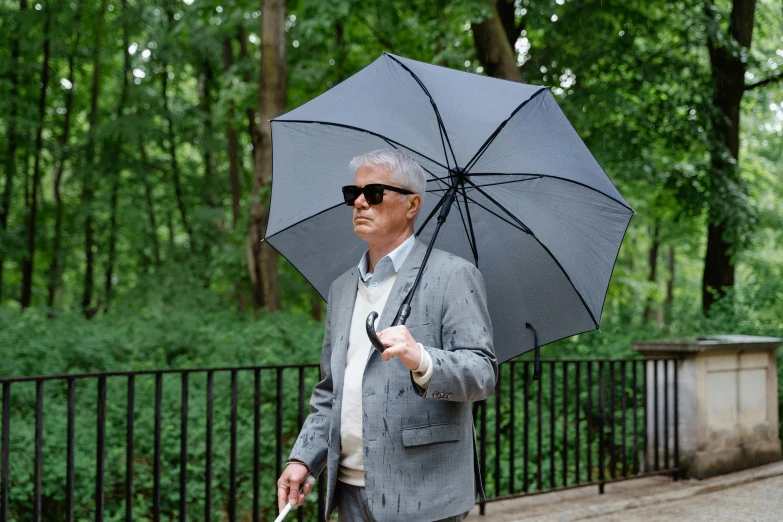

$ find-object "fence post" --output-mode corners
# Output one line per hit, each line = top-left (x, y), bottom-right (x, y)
(598, 361), (605, 495)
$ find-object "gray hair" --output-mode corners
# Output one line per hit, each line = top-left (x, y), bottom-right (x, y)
(349, 149), (426, 204)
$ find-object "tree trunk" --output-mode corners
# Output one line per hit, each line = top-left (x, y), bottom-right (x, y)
(200, 59), (217, 208)
(0, 0), (27, 302)
(245, 0), (286, 312)
(166, 206), (175, 249)
(223, 36), (241, 227)
(664, 246), (675, 328)
(82, 0), (107, 317)
(20, 0), (52, 307)
(310, 294), (323, 322)
(162, 7), (192, 245)
(139, 139), (161, 266)
(702, 0), (756, 314)
(471, 0), (523, 82)
(643, 222), (660, 322)
(103, 0), (131, 312)
(48, 0), (83, 308)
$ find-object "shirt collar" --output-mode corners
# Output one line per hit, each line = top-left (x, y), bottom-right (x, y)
(358, 234), (416, 284)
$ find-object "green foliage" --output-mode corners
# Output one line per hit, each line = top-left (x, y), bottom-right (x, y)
(0, 293), (325, 379)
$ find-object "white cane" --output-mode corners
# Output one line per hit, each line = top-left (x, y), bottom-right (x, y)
(275, 474), (316, 522)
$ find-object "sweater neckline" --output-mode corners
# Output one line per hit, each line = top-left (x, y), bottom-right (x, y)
(356, 274), (397, 304)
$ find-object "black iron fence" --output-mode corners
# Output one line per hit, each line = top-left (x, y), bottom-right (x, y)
(0, 358), (678, 521)
(474, 358), (679, 515)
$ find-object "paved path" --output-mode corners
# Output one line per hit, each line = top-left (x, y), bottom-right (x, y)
(465, 461), (783, 522)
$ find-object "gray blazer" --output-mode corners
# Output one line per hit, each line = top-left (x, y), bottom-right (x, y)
(289, 239), (498, 521)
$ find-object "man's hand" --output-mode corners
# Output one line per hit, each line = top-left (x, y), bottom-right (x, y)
(378, 325), (421, 370)
(277, 462), (312, 512)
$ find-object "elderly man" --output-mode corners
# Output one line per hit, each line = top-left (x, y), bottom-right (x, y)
(277, 149), (497, 522)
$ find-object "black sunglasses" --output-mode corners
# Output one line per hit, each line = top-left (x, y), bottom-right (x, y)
(342, 184), (414, 206)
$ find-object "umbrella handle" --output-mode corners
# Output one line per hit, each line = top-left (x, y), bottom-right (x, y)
(366, 304), (412, 353)
(366, 312), (385, 352)
(526, 322), (541, 380)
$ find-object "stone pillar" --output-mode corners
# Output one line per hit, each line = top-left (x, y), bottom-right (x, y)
(632, 335), (781, 479)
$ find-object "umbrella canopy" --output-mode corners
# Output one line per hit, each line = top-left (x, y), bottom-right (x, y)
(266, 52), (633, 364)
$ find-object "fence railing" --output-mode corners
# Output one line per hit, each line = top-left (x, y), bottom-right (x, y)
(0, 358), (678, 521)
(474, 358), (680, 515)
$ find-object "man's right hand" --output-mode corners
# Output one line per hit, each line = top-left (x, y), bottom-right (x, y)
(277, 461), (313, 512)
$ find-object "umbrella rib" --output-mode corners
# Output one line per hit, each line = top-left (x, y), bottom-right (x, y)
(385, 54), (460, 169)
(427, 176), (543, 194)
(457, 186), (479, 266)
(459, 193), (529, 235)
(463, 176), (600, 328)
(463, 88), (548, 174)
(465, 172), (634, 212)
(263, 201), (345, 242)
(272, 119), (450, 172)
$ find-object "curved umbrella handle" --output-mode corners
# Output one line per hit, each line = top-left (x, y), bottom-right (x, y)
(366, 312), (385, 352)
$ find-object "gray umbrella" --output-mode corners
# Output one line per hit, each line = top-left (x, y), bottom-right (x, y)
(265, 53), (633, 370)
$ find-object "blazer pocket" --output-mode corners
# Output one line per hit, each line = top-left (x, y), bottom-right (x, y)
(401, 422), (461, 447)
(406, 322), (431, 329)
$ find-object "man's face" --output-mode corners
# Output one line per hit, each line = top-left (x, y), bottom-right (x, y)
(352, 165), (417, 244)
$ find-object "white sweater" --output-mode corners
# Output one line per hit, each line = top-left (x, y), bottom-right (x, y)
(338, 276), (433, 486)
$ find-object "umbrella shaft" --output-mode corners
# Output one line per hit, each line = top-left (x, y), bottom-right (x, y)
(395, 185), (458, 324)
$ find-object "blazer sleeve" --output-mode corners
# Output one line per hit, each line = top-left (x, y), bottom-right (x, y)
(412, 262), (498, 402)
(288, 284), (334, 478)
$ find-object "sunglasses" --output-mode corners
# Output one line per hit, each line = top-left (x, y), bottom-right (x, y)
(342, 184), (414, 206)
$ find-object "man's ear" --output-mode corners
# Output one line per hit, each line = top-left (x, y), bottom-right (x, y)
(407, 194), (422, 219)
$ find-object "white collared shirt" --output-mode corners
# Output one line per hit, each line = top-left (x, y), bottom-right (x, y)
(357, 233), (416, 288)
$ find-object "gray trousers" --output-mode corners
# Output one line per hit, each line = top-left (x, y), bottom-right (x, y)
(335, 481), (470, 522)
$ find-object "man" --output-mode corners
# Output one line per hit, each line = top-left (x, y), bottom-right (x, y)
(277, 149), (497, 521)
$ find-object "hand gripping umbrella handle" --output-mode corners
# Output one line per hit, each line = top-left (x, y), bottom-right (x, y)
(366, 304), (411, 353)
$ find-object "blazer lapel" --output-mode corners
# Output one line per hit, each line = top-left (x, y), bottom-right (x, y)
(363, 239), (426, 367)
(330, 267), (360, 392)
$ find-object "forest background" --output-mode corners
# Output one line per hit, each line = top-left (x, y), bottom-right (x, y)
(1, 0), (782, 388)
(1, 1), (783, 519)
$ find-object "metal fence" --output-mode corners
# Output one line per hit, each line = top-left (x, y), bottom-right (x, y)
(0, 358), (679, 521)
(474, 358), (680, 515)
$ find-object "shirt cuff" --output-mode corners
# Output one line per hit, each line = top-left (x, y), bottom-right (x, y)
(412, 343), (433, 389)
(287, 459), (310, 472)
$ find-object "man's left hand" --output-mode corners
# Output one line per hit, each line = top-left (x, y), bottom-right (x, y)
(377, 326), (421, 370)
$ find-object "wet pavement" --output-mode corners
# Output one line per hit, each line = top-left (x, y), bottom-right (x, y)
(466, 460), (783, 522)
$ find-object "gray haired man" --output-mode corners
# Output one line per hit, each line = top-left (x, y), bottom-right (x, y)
(276, 149), (498, 521)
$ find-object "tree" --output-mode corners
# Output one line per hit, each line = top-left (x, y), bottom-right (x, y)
(246, 0), (286, 312)
(20, 0), (51, 307)
(103, 0), (132, 311)
(471, 0), (523, 82)
(223, 35), (242, 228)
(48, 0), (83, 307)
(701, 0), (770, 313)
(0, 0), (28, 301)
(82, 0), (107, 316)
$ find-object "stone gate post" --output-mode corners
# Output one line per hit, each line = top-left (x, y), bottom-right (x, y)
(632, 335), (781, 478)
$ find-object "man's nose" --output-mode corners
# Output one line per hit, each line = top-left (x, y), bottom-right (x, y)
(354, 193), (369, 208)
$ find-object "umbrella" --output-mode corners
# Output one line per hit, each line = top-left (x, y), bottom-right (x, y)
(265, 52), (633, 371)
